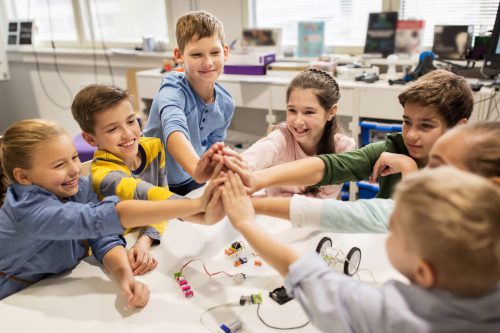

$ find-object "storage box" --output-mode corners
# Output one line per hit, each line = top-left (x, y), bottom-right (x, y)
(357, 181), (379, 199)
(224, 65), (267, 75)
(359, 120), (402, 146)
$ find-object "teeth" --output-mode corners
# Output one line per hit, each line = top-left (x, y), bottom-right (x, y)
(121, 139), (135, 147)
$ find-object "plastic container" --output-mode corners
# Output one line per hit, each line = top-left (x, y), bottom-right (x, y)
(357, 181), (379, 199)
(359, 120), (402, 146)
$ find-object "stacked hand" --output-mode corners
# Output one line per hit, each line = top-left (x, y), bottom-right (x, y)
(370, 152), (418, 183)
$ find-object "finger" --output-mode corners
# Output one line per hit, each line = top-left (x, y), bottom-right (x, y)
(134, 257), (150, 276)
(229, 171), (241, 195)
(223, 156), (244, 174)
(151, 257), (158, 270)
(222, 147), (243, 159)
(132, 252), (146, 272)
(210, 159), (224, 180)
(128, 249), (136, 267)
(370, 160), (383, 183)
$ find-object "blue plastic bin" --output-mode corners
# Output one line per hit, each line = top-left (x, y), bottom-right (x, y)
(357, 181), (379, 199)
(340, 182), (350, 201)
(359, 121), (402, 146)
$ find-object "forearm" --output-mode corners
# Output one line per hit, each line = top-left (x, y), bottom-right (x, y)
(116, 198), (203, 228)
(252, 197), (291, 220)
(102, 246), (134, 283)
(135, 234), (154, 249)
(237, 221), (299, 276)
(254, 157), (325, 191)
(167, 131), (200, 179)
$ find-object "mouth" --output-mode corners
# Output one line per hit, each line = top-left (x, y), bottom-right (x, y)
(406, 143), (423, 151)
(62, 177), (79, 188)
(119, 138), (137, 149)
(293, 127), (309, 135)
(199, 69), (216, 75)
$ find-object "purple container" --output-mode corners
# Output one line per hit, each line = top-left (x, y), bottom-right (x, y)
(224, 65), (267, 75)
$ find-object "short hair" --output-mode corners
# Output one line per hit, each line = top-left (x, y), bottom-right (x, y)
(452, 122), (500, 178)
(398, 70), (473, 127)
(394, 167), (500, 297)
(175, 11), (225, 53)
(71, 84), (130, 134)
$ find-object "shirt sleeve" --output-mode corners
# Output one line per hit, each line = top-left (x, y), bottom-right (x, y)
(156, 85), (191, 144)
(242, 129), (287, 170)
(16, 194), (124, 240)
(317, 140), (387, 185)
(89, 234), (126, 263)
(285, 253), (385, 333)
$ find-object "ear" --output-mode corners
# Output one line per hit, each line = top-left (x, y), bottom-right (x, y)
(12, 167), (31, 185)
(457, 118), (468, 125)
(490, 176), (500, 188)
(327, 104), (338, 121)
(414, 258), (436, 289)
(223, 44), (229, 62)
(173, 47), (183, 64)
(81, 132), (98, 148)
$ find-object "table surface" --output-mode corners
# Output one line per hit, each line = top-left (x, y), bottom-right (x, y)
(1, 200), (404, 332)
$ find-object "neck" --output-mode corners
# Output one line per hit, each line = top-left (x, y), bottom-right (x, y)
(416, 157), (428, 168)
(298, 139), (319, 156)
(125, 153), (142, 171)
(190, 80), (215, 104)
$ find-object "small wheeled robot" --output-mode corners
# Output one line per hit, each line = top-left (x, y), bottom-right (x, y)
(315, 237), (361, 276)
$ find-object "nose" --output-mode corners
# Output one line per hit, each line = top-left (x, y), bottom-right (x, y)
(202, 55), (214, 68)
(69, 159), (81, 176)
(295, 113), (306, 126)
(406, 125), (419, 142)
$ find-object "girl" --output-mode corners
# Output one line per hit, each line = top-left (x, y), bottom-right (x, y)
(250, 121), (500, 233)
(0, 119), (221, 302)
(241, 68), (355, 198)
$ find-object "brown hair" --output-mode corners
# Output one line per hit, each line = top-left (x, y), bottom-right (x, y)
(398, 69), (473, 127)
(0, 119), (67, 205)
(394, 167), (500, 297)
(71, 84), (130, 134)
(454, 122), (500, 178)
(175, 11), (225, 53)
(286, 68), (342, 155)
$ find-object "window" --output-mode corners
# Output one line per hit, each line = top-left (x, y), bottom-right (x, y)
(251, 0), (383, 47)
(400, 0), (499, 47)
(81, 0), (168, 45)
(5, 0), (78, 42)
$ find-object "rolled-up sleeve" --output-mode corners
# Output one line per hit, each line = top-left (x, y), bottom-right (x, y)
(157, 86), (190, 143)
(89, 234), (126, 262)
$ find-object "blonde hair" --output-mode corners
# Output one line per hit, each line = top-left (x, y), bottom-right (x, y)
(394, 167), (500, 297)
(175, 11), (225, 53)
(0, 119), (67, 205)
(453, 121), (500, 178)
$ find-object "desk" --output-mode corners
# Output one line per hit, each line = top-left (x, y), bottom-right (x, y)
(136, 68), (496, 145)
(1, 213), (403, 332)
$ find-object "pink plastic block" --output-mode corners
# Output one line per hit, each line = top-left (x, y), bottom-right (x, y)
(181, 285), (191, 291)
(184, 290), (194, 298)
(179, 279), (188, 286)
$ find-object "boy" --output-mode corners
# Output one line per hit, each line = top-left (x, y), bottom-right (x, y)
(143, 10), (235, 196)
(71, 84), (224, 276)
(223, 70), (473, 199)
(220, 168), (500, 332)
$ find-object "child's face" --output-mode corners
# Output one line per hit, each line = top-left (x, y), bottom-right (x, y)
(85, 100), (141, 164)
(427, 129), (468, 171)
(24, 134), (81, 199)
(402, 103), (448, 166)
(175, 35), (228, 86)
(286, 88), (335, 151)
(386, 209), (421, 283)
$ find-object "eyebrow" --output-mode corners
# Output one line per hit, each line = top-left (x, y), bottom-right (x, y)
(402, 115), (438, 122)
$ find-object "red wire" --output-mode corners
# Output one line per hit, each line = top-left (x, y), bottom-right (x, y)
(179, 259), (234, 278)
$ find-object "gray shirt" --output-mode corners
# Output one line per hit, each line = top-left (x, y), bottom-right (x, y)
(285, 253), (500, 333)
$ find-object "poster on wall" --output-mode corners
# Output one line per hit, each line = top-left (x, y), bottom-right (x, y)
(297, 21), (325, 58)
(364, 12), (398, 57)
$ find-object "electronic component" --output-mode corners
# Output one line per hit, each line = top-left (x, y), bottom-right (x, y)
(316, 236), (362, 276)
(233, 256), (247, 267)
(232, 273), (246, 284)
(224, 241), (243, 256)
(219, 319), (242, 333)
(174, 272), (194, 298)
(269, 286), (294, 305)
(239, 293), (263, 306)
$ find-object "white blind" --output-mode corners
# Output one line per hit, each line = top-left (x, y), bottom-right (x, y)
(82, 0), (168, 44)
(5, 0), (78, 42)
(400, 0), (499, 46)
(253, 0), (383, 47)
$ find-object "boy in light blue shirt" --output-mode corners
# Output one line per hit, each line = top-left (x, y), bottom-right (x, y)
(144, 11), (234, 195)
(221, 167), (500, 333)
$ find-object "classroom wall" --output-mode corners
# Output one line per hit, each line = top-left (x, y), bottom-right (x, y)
(0, 0), (245, 135)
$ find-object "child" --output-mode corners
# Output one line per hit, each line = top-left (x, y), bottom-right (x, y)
(0, 119), (220, 301)
(220, 168), (500, 332)
(143, 10), (235, 196)
(252, 121), (500, 233)
(241, 69), (355, 198)
(224, 69), (473, 199)
(72, 84), (225, 276)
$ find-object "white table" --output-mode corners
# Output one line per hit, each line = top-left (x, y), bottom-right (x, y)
(1, 212), (403, 333)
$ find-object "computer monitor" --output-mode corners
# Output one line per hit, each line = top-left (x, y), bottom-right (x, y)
(484, 2), (500, 71)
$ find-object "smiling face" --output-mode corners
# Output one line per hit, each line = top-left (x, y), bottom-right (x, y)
(174, 35), (228, 89)
(20, 134), (81, 199)
(286, 88), (335, 154)
(402, 103), (448, 167)
(84, 100), (141, 167)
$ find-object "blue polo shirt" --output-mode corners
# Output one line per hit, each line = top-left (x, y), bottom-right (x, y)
(143, 72), (235, 187)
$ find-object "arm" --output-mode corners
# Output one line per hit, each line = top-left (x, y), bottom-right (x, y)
(252, 197), (291, 220)
(221, 171), (299, 276)
(369, 152), (418, 183)
(166, 131), (202, 181)
(102, 245), (149, 309)
(241, 129), (286, 170)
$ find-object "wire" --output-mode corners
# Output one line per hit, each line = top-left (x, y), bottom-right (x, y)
(199, 303), (240, 333)
(256, 303), (310, 330)
(93, 0), (114, 84)
(179, 259), (234, 278)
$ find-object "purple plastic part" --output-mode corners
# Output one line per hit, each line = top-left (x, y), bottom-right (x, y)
(224, 65), (267, 75)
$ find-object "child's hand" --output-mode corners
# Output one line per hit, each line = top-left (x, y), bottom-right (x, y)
(370, 152), (419, 183)
(221, 171), (255, 230)
(193, 142), (225, 183)
(203, 185), (225, 224)
(120, 278), (150, 310)
(128, 240), (158, 276)
(222, 156), (257, 194)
